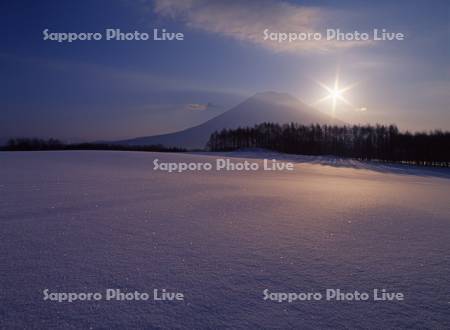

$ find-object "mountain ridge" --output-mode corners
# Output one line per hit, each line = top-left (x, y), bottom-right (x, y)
(116, 91), (343, 149)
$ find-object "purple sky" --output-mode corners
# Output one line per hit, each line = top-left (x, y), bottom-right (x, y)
(1, 0), (449, 142)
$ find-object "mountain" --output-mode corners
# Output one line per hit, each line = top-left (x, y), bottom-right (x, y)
(117, 91), (343, 149)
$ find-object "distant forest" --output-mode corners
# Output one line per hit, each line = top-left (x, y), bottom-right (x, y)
(1, 138), (185, 153)
(207, 123), (450, 167)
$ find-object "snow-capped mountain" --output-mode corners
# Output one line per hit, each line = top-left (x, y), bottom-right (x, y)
(117, 91), (342, 149)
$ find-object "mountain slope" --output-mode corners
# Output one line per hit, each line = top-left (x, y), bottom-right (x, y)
(118, 91), (343, 149)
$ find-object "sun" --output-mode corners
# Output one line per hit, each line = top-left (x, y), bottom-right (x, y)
(331, 89), (342, 99)
(314, 70), (357, 116)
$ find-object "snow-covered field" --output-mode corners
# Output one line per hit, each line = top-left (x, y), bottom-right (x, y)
(0, 151), (449, 329)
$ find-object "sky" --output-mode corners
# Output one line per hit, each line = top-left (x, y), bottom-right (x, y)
(1, 0), (449, 142)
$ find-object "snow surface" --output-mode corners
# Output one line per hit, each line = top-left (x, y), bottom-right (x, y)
(0, 151), (449, 329)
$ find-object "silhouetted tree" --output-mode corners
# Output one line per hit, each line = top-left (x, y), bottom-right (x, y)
(207, 123), (450, 167)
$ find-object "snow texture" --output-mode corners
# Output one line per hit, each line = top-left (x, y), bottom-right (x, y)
(0, 151), (449, 329)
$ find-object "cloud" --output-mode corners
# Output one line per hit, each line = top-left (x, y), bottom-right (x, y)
(153, 0), (371, 53)
(186, 102), (222, 111)
(186, 103), (208, 111)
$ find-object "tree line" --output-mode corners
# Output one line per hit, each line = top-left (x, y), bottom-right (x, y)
(2, 138), (186, 153)
(207, 123), (450, 167)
